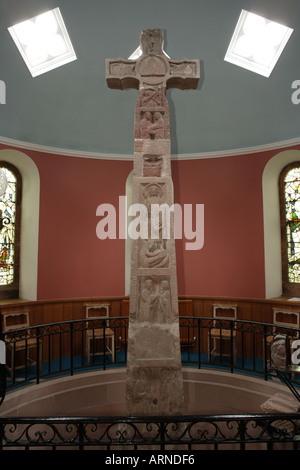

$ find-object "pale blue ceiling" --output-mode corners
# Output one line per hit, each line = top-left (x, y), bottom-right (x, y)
(0, 0), (300, 156)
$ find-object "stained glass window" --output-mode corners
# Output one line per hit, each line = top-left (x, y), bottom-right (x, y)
(0, 164), (21, 298)
(0, 167), (17, 285)
(281, 163), (300, 293)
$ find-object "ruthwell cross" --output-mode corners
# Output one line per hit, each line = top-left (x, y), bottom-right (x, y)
(106, 29), (200, 416)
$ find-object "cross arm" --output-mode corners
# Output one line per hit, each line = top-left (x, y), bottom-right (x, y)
(106, 58), (139, 90)
(166, 59), (200, 90)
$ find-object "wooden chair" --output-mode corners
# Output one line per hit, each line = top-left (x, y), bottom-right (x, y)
(208, 304), (238, 364)
(85, 304), (115, 365)
(269, 309), (299, 337)
(2, 310), (42, 382)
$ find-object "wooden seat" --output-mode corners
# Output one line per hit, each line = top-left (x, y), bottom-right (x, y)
(208, 304), (237, 364)
(268, 309), (299, 340)
(210, 328), (234, 338)
(2, 310), (42, 382)
(85, 304), (115, 365)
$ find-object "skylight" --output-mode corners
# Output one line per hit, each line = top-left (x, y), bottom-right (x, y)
(224, 10), (293, 77)
(8, 8), (77, 77)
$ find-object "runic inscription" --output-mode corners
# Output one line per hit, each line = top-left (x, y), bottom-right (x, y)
(106, 28), (200, 416)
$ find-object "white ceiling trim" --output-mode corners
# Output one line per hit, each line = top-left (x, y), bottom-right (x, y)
(1, 135), (300, 161)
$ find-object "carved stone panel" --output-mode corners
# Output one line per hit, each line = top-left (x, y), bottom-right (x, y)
(140, 28), (164, 56)
(134, 85), (170, 140)
(137, 276), (174, 323)
(135, 106), (170, 140)
(126, 365), (183, 416)
(138, 239), (169, 268)
(143, 155), (163, 177)
(139, 87), (164, 107)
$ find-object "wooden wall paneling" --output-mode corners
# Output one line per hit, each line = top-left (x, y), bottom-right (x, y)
(45, 301), (71, 365)
(30, 302), (46, 368)
(119, 299), (129, 350)
(62, 301), (75, 322)
(250, 300), (263, 359)
(60, 302), (71, 358)
(110, 299), (120, 317)
(189, 298), (202, 317)
(73, 300), (86, 321)
(121, 299), (130, 317)
(40, 303), (53, 364)
(261, 302), (272, 324)
(62, 301), (81, 358)
(187, 298), (203, 355)
(178, 300), (194, 347)
(26, 302), (38, 326)
(203, 299), (217, 358)
(237, 301), (254, 362)
(109, 298), (124, 352)
(27, 302), (38, 326)
(202, 299), (214, 318)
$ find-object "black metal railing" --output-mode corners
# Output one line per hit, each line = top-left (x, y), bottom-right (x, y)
(1, 315), (300, 451)
(1, 316), (300, 391)
(179, 317), (300, 381)
(0, 413), (300, 450)
(2, 316), (128, 390)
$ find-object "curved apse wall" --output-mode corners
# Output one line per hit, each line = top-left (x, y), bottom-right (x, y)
(1, 142), (299, 300)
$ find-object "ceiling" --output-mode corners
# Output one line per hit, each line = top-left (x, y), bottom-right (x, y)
(1, 0), (300, 157)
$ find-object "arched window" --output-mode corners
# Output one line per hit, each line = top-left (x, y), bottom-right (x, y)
(280, 162), (300, 297)
(0, 162), (21, 299)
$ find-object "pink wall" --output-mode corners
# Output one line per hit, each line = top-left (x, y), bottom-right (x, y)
(0, 144), (288, 300)
(29, 150), (132, 300)
(172, 151), (273, 299)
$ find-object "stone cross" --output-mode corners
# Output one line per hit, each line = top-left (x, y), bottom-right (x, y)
(106, 29), (200, 416)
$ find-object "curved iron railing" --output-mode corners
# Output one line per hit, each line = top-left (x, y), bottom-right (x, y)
(1, 316), (300, 391)
(0, 413), (300, 450)
(0, 316), (300, 450)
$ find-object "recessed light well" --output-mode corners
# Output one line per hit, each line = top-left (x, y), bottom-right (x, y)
(8, 8), (77, 77)
(224, 10), (293, 77)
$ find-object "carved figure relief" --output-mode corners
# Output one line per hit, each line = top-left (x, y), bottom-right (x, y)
(142, 183), (165, 238)
(109, 61), (136, 76)
(142, 183), (164, 205)
(138, 278), (159, 322)
(159, 280), (172, 320)
(138, 277), (172, 323)
(169, 61), (197, 76)
(140, 28), (164, 56)
(152, 112), (165, 138)
(139, 239), (169, 268)
(143, 155), (163, 177)
(140, 111), (165, 139)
